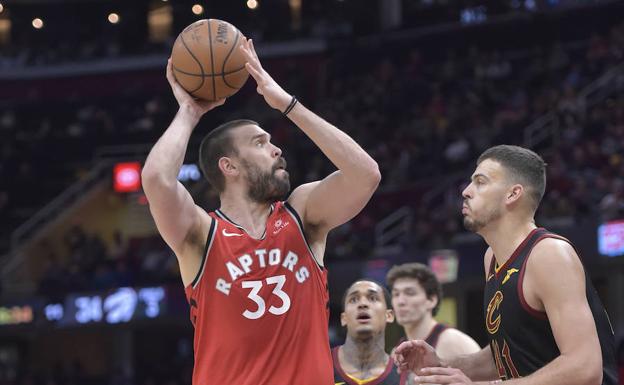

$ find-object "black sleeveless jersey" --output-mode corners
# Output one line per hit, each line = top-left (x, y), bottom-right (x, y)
(483, 228), (617, 384)
(332, 346), (404, 385)
(395, 323), (450, 349)
(424, 323), (449, 347)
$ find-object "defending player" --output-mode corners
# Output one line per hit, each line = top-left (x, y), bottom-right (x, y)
(394, 145), (617, 385)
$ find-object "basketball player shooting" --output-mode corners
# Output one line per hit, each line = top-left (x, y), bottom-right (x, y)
(141, 38), (381, 385)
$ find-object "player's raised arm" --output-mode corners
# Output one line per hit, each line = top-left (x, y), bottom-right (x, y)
(142, 59), (224, 285)
(240, 39), (381, 237)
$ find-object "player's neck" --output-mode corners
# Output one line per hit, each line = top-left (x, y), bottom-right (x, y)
(480, 217), (537, 267)
(341, 334), (388, 372)
(219, 193), (273, 237)
(404, 316), (437, 341)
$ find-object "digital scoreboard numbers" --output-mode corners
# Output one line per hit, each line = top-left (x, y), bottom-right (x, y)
(45, 287), (166, 326)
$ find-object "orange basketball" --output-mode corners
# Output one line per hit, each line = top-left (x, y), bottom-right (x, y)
(171, 19), (249, 101)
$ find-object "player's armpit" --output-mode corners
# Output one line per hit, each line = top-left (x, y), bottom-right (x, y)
(142, 173), (210, 286)
(288, 169), (379, 233)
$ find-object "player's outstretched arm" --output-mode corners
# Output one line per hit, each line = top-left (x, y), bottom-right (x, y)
(240, 39), (381, 243)
(142, 59), (224, 286)
(394, 340), (497, 382)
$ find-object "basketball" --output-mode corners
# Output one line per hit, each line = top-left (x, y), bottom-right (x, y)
(171, 19), (249, 101)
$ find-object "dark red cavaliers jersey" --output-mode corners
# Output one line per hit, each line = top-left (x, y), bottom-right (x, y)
(483, 228), (617, 384)
(185, 201), (333, 385)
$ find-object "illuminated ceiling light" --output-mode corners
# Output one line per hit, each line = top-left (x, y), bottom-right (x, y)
(191, 4), (203, 15)
(247, 0), (258, 9)
(32, 18), (43, 29)
(0, 3), (4, 13)
(108, 13), (120, 24)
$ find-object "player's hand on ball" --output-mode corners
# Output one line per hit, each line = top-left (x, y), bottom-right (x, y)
(166, 58), (225, 118)
(414, 367), (475, 385)
(393, 340), (441, 374)
(240, 39), (292, 112)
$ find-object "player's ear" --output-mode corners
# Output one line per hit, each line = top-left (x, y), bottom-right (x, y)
(386, 309), (395, 323)
(219, 156), (238, 177)
(340, 312), (347, 327)
(426, 294), (438, 313)
(506, 184), (523, 205)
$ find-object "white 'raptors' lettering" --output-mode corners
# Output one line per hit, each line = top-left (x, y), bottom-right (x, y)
(216, 278), (232, 295)
(238, 254), (253, 273)
(256, 249), (267, 267)
(282, 251), (298, 271)
(296, 267), (310, 283)
(216, 248), (311, 296)
(226, 261), (244, 281)
(269, 248), (280, 265)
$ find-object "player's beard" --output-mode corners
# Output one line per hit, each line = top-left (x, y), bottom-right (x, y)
(242, 158), (290, 204)
(463, 203), (502, 232)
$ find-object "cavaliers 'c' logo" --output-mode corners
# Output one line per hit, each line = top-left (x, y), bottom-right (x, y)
(486, 291), (503, 334)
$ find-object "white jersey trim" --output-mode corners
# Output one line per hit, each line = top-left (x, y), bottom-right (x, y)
(192, 218), (218, 290)
(283, 202), (323, 271)
(213, 204), (275, 240)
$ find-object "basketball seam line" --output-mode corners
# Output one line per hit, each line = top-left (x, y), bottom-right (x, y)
(173, 65), (246, 77)
(179, 34), (205, 94)
(207, 20), (217, 101)
(221, 28), (241, 89)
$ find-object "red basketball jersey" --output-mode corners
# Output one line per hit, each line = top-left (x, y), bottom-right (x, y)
(184, 201), (333, 385)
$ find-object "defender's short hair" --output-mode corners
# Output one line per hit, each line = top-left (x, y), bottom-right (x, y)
(477, 145), (547, 212)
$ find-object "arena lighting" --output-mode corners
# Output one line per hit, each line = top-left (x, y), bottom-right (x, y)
(192, 4), (203, 15)
(113, 162), (142, 193)
(32, 18), (43, 29)
(247, 0), (258, 10)
(108, 12), (120, 24)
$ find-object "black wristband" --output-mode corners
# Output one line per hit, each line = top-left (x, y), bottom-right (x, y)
(283, 96), (298, 115)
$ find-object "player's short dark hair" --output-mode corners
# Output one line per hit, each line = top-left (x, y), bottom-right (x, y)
(199, 119), (258, 192)
(386, 263), (443, 316)
(477, 145), (547, 213)
(341, 279), (392, 312)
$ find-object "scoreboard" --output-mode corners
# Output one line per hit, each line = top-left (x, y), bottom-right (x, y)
(0, 285), (188, 329)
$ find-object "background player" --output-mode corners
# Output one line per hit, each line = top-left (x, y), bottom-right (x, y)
(394, 145), (617, 385)
(141, 39), (381, 384)
(333, 279), (403, 385)
(386, 262), (480, 384)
